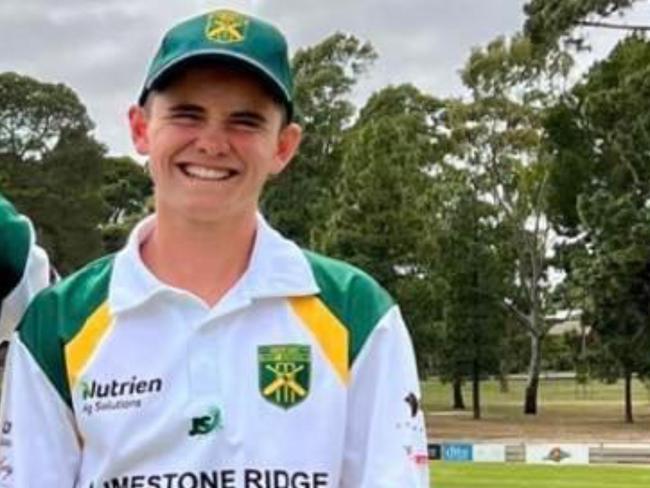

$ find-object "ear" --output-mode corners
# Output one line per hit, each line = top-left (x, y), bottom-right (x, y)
(271, 122), (302, 175)
(129, 105), (150, 156)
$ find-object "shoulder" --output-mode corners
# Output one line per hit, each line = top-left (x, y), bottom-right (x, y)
(16, 254), (115, 406)
(302, 250), (395, 363)
(19, 254), (115, 341)
(0, 194), (32, 295)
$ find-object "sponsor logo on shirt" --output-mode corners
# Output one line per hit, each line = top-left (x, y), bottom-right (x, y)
(0, 455), (12, 484)
(404, 445), (429, 467)
(79, 375), (163, 415)
(89, 469), (329, 487)
(404, 392), (420, 417)
(0, 421), (12, 449)
(258, 344), (310, 409)
(189, 406), (223, 436)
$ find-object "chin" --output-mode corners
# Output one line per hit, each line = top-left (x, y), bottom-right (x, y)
(183, 202), (255, 225)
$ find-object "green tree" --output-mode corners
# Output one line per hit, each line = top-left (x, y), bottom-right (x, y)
(318, 84), (446, 370)
(100, 156), (152, 252)
(543, 36), (650, 421)
(262, 33), (377, 247)
(10, 130), (106, 274)
(0, 72), (105, 274)
(433, 168), (509, 419)
(524, 0), (646, 51)
(0, 72), (93, 160)
(319, 85), (442, 287)
(448, 35), (573, 414)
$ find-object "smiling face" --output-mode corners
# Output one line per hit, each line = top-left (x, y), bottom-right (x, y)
(129, 64), (301, 226)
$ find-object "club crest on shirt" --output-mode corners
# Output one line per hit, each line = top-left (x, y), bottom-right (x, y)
(258, 344), (310, 409)
(205, 10), (249, 43)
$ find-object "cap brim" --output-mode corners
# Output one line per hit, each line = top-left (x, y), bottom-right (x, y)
(138, 51), (292, 118)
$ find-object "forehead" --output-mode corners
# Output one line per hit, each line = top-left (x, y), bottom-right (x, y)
(148, 63), (281, 109)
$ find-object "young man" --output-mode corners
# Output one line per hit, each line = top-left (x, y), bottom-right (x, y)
(0, 193), (50, 352)
(0, 9), (429, 487)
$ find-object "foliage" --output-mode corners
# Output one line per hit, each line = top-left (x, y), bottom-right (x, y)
(0, 72), (93, 160)
(431, 167), (510, 416)
(100, 156), (152, 252)
(4, 129), (106, 274)
(262, 33), (377, 247)
(0, 73), (156, 273)
(449, 34), (573, 414)
(543, 35), (650, 422)
(523, 0), (642, 51)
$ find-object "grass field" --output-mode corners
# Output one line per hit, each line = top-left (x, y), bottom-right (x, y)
(430, 462), (650, 488)
(422, 377), (650, 441)
(422, 377), (650, 410)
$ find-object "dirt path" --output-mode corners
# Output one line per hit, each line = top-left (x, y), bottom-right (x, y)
(427, 404), (650, 443)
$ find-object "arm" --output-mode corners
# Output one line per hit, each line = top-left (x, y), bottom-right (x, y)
(341, 306), (429, 487)
(0, 334), (81, 486)
(0, 273), (81, 487)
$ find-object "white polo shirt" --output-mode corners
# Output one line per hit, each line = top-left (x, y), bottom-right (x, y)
(0, 194), (50, 344)
(0, 214), (428, 487)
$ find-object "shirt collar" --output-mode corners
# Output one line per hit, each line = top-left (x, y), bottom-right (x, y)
(109, 213), (319, 314)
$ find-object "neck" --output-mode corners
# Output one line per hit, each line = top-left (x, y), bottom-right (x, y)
(140, 210), (258, 306)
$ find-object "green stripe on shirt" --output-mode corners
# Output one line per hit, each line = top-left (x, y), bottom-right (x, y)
(17, 255), (114, 408)
(302, 250), (394, 367)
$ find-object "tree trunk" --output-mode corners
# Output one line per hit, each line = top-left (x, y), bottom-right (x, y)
(498, 359), (510, 393)
(452, 378), (465, 410)
(472, 360), (481, 419)
(624, 368), (634, 424)
(425, 354), (434, 379)
(524, 333), (541, 415)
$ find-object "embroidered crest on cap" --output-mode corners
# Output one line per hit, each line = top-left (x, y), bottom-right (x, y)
(205, 10), (249, 43)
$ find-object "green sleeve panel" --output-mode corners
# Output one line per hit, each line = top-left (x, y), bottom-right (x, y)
(0, 194), (31, 302)
(17, 255), (114, 408)
(302, 250), (394, 367)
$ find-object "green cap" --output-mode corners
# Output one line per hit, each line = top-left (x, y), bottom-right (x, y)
(138, 9), (293, 118)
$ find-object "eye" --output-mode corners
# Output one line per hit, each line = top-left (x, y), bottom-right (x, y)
(229, 111), (267, 131)
(170, 112), (202, 122)
(232, 118), (262, 129)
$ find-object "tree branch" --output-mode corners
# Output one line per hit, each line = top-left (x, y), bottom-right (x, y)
(502, 299), (536, 335)
(576, 20), (650, 32)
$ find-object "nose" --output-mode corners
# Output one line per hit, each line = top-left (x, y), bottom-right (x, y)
(195, 123), (230, 157)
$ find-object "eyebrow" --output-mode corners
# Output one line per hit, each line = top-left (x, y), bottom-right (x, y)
(230, 110), (268, 125)
(168, 103), (205, 114)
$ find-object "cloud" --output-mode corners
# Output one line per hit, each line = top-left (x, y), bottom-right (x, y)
(6, 0), (642, 157)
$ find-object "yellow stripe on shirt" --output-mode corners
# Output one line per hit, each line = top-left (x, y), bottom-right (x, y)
(65, 301), (112, 389)
(289, 296), (349, 385)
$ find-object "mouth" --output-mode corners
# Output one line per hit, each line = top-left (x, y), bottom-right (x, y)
(178, 163), (239, 181)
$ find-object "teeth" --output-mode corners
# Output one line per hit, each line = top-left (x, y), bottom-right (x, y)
(183, 165), (232, 180)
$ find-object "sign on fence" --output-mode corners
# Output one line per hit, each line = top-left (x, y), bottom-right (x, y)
(442, 443), (473, 462)
(526, 444), (589, 465)
(427, 443), (442, 460)
(473, 444), (506, 463)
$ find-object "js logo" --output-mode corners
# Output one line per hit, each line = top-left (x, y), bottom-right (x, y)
(189, 407), (223, 436)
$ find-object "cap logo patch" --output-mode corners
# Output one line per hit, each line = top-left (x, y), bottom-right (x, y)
(205, 10), (249, 44)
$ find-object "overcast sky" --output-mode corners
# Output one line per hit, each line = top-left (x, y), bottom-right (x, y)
(1, 0), (649, 158)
